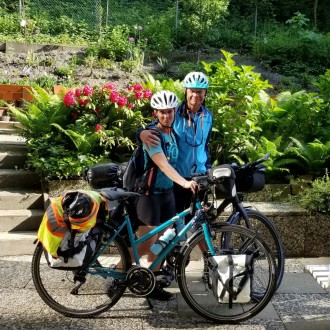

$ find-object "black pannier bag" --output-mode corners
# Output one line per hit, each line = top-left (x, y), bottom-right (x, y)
(234, 164), (266, 193)
(84, 162), (124, 189)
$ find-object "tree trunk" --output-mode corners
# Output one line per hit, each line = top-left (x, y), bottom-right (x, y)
(313, 0), (319, 29)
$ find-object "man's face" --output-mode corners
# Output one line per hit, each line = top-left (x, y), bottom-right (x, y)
(185, 88), (206, 110)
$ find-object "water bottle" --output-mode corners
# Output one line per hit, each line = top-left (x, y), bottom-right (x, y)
(150, 228), (176, 255)
(175, 217), (187, 241)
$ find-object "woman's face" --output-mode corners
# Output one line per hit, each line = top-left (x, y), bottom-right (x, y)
(155, 108), (175, 127)
(185, 88), (206, 110)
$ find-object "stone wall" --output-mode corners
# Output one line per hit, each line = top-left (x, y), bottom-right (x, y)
(218, 202), (330, 257)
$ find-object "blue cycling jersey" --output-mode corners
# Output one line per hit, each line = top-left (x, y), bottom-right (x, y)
(173, 103), (213, 177)
(142, 131), (178, 193)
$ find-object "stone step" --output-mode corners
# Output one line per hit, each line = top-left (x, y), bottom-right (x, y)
(305, 264), (330, 289)
(0, 151), (27, 169)
(0, 232), (37, 256)
(0, 189), (44, 210)
(0, 209), (44, 232)
(0, 121), (22, 131)
(0, 169), (41, 189)
(0, 133), (27, 152)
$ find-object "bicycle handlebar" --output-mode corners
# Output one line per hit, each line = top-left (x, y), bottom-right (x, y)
(235, 153), (270, 172)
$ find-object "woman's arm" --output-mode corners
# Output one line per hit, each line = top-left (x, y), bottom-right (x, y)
(151, 152), (197, 193)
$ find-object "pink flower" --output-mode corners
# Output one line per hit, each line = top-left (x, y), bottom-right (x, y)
(78, 98), (89, 106)
(134, 91), (144, 99)
(103, 83), (117, 91)
(83, 85), (93, 96)
(75, 88), (83, 97)
(143, 88), (152, 99)
(127, 86), (133, 91)
(128, 37), (135, 42)
(109, 91), (120, 103)
(133, 83), (143, 92)
(95, 124), (102, 131)
(63, 91), (76, 107)
(128, 103), (134, 109)
(117, 96), (128, 107)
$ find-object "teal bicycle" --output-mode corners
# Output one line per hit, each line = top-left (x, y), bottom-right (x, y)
(32, 170), (276, 323)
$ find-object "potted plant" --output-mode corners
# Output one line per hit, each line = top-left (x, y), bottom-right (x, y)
(0, 109), (11, 121)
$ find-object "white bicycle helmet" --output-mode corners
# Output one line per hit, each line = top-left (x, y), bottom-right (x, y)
(150, 90), (179, 110)
(183, 71), (209, 89)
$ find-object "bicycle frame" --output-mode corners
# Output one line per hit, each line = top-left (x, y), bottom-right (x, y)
(87, 199), (213, 279)
(216, 194), (253, 226)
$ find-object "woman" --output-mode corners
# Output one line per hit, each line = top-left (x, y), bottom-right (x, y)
(136, 90), (197, 300)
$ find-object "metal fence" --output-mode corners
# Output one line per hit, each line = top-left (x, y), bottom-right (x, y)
(19, 0), (178, 31)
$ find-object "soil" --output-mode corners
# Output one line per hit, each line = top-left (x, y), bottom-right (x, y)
(0, 45), (285, 91)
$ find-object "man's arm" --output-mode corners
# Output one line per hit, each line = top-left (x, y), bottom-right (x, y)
(135, 121), (160, 148)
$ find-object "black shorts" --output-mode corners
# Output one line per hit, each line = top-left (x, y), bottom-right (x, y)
(136, 191), (176, 226)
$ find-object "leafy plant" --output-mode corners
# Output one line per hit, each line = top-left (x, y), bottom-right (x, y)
(204, 50), (272, 164)
(292, 171), (330, 214)
(9, 83), (153, 179)
(238, 137), (291, 183)
(142, 73), (185, 102)
(177, 62), (205, 80)
(281, 138), (330, 178)
(156, 56), (171, 74)
(53, 67), (73, 78)
(7, 84), (70, 139)
(268, 90), (329, 143)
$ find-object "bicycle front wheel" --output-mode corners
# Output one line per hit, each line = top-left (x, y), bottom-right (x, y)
(31, 234), (131, 318)
(176, 224), (276, 324)
(229, 209), (285, 290)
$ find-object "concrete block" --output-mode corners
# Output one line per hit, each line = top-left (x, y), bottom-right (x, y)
(0, 232), (37, 256)
(0, 209), (43, 231)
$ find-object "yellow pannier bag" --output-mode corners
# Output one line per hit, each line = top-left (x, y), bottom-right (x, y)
(37, 190), (107, 258)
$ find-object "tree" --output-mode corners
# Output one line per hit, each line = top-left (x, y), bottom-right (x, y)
(178, 0), (230, 48)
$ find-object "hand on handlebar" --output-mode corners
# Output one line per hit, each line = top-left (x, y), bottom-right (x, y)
(183, 180), (198, 194)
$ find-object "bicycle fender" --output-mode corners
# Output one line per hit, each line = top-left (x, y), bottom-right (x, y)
(226, 206), (252, 224)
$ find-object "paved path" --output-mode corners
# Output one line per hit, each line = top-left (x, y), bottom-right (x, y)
(0, 256), (329, 329)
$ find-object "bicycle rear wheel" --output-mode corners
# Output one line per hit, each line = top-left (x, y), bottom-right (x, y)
(176, 224), (276, 323)
(31, 234), (131, 318)
(229, 209), (285, 290)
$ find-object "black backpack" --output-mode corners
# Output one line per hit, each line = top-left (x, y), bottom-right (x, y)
(123, 127), (168, 194)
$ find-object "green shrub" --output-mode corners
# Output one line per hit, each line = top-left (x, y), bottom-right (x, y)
(204, 50), (272, 164)
(177, 62), (205, 80)
(53, 67), (73, 78)
(293, 171), (330, 214)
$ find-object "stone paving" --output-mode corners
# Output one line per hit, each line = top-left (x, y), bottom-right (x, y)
(0, 255), (329, 330)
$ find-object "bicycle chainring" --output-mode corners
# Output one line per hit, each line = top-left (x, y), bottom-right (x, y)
(126, 266), (155, 296)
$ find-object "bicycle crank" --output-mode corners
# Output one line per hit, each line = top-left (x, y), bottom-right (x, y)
(126, 266), (155, 296)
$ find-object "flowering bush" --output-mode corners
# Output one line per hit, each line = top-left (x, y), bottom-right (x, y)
(9, 83), (153, 179)
(57, 82), (153, 159)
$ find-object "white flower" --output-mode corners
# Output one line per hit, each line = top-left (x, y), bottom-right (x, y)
(20, 20), (26, 27)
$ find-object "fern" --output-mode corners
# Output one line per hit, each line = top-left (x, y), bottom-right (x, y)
(7, 84), (69, 139)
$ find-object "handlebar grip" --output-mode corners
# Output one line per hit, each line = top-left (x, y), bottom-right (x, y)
(240, 153), (270, 171)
